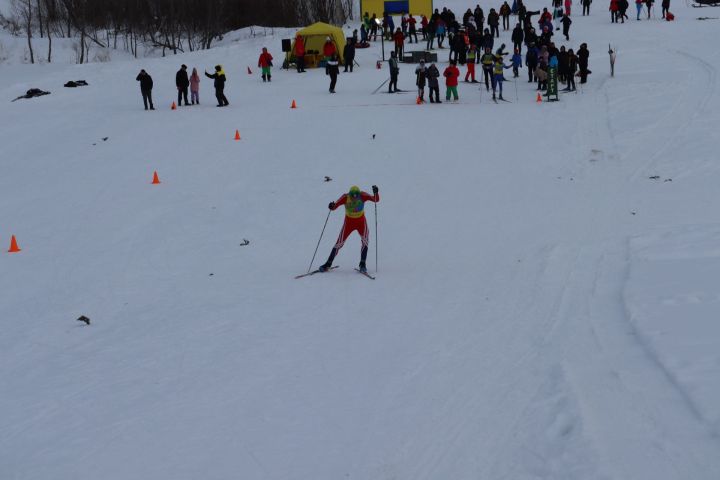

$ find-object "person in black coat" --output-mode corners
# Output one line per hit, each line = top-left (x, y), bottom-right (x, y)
(577, 43), (590, 84)
(176, 64), (190, 106)
(560, 14), (572, 41)
(136, 69), (154, 110)
(205, 65), (229, 107)
(343, 39), (356, 72)
(327, 54), (340, 93)
(511, 23), (524, 54)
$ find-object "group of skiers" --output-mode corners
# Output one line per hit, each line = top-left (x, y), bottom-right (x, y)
(135, 64), (228, 109)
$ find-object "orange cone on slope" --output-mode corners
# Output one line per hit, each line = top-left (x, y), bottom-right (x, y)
(152, 171), (161, 184)
(171, 101), (177, 110)
(234, 130), (241, 141)
(536, 93), (542, 103)
(8, 235), (21, 253)
(291, 100), (297, 109)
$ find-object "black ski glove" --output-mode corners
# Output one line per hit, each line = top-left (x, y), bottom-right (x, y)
(372, 185), (379, 194)
(328, 202), (336, 210)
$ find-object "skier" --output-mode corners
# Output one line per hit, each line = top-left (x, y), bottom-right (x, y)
(258, 47), (273, 82)
(610, 0), (619, 22)
(583, 0), (592, 15)
(190, 67), (200, 105)
(444, 60), (460, 101)
(480, 47), (495, 91)
(488, 8), (500, 38)
(465, 44), (478, 82)
(327, 53), (340, 93)
(427, 62), (441, 103)
(176, 64), (190, 106)
(319, 185), (380, 273)
(415, 59), (428, 102)
(136, 69), (154, 110)
(388, 51), (400, 93)
(645, 0), (654, 18)
(565, 48), (578, 91)
(491, 56), (512, 100)
(205, 65), (229, 107)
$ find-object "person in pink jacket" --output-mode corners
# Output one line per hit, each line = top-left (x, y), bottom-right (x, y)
(190, 68), (200, 105)
(565, 0), (573, 15)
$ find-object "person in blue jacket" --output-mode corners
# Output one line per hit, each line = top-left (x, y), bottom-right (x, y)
(511, 48), (523, 77)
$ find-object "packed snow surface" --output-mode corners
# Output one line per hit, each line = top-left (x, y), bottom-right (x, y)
(1, 1), (719, 479)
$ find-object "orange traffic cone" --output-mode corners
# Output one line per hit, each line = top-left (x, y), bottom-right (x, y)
(8, 235), (21, 253)
(416, 96), (423, 105)
(234, 130), (241, 141)
(291, 99), (297, 109)
(171, 101), (177, 110)
(247, 66), (252, 75)
(152, 171), (161, 184)
(536, 93), (542, 103)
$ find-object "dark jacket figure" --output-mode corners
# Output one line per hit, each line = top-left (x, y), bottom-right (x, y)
(205, 65), (229, 107)
(343, 40), (356, 72)
(488, 9), (500, 37)
(560, 14), (572, 40)
(388, 51), (400, 92)
(577, 43), (590, 83)
(566, 49), (578, 91)
(136, 69), (154, 110)
(426, 63), (441, 103)
(511, 24), (524, 53)
(582, 0), (592, 15)
(327, 54), (340, 93)
(176, 64), (190, 106)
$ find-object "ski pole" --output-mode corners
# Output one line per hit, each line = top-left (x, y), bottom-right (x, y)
(308, 210), (331, 273)
(374, 200), (379, 273)
(514, 73), (519, 101)
(372, 77), (390, 95)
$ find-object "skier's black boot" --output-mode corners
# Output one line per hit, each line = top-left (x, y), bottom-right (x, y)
(320, 248), (338, 272)
(359, 262), (367, 273)
(262, 74), (267, 82)
(359, 246), (369, 272)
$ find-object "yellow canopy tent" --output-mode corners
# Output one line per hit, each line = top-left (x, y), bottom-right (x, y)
(291, 22), (347, 67)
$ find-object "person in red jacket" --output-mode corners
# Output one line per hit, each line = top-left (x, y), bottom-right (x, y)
(294, 34), (306, 73)
(393, 27), (405, 59)
(319, 185), (380, 273)
(323, 37), (337, 60)
(444, 60), (460, 101)
(258, 47), (273, 82)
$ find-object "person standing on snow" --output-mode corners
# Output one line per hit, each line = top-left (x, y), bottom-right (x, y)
(388, 51), (400, 93)
(176, 64), (190, 106)
(190, 68), (200, 105)
(319, 185), (380, 273)
(415, 59), (428, 102)
(577, 43), (590, 84)
(136, 69), (154, 110)
(258, 47), (273, 82)
(294, 34), (307, 73)
(444, 60), (460, 101)
(480, 46), (495, 91)
(465, 44), (478, 82)
(323, 37), (337, 63)
(427, 62), (441, 103)
(205, 65), (229, 107)
(327, 53), (340, 93)
(393, 27), (405, 59)
(343, 39), (356, 72)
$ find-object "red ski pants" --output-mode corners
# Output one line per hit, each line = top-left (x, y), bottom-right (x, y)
(334, 216), (369, 250)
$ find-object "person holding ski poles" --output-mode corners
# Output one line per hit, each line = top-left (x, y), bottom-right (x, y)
(319, 185), (380, 273)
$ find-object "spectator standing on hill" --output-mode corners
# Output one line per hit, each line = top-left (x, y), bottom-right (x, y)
(205, 65), (229, 107)
(136, 69), (154, 110)
(176, 64), (190, 106)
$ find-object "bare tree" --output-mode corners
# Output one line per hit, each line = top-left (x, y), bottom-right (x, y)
(12, 0), (35, 63)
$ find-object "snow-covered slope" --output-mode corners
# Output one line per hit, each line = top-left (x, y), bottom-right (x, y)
(1, 2), (719, 479)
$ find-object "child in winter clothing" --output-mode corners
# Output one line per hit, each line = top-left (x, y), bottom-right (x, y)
(465, 44), (478, 82)
(511, 49), (522, 77)
(190, 68), (200, 104)
(444, 60), (460, 101)
(492, 57), (512, 100)
(427, 63), (441, 103)
(258, 47), (273, 82)
(415, 60), (427, 102)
